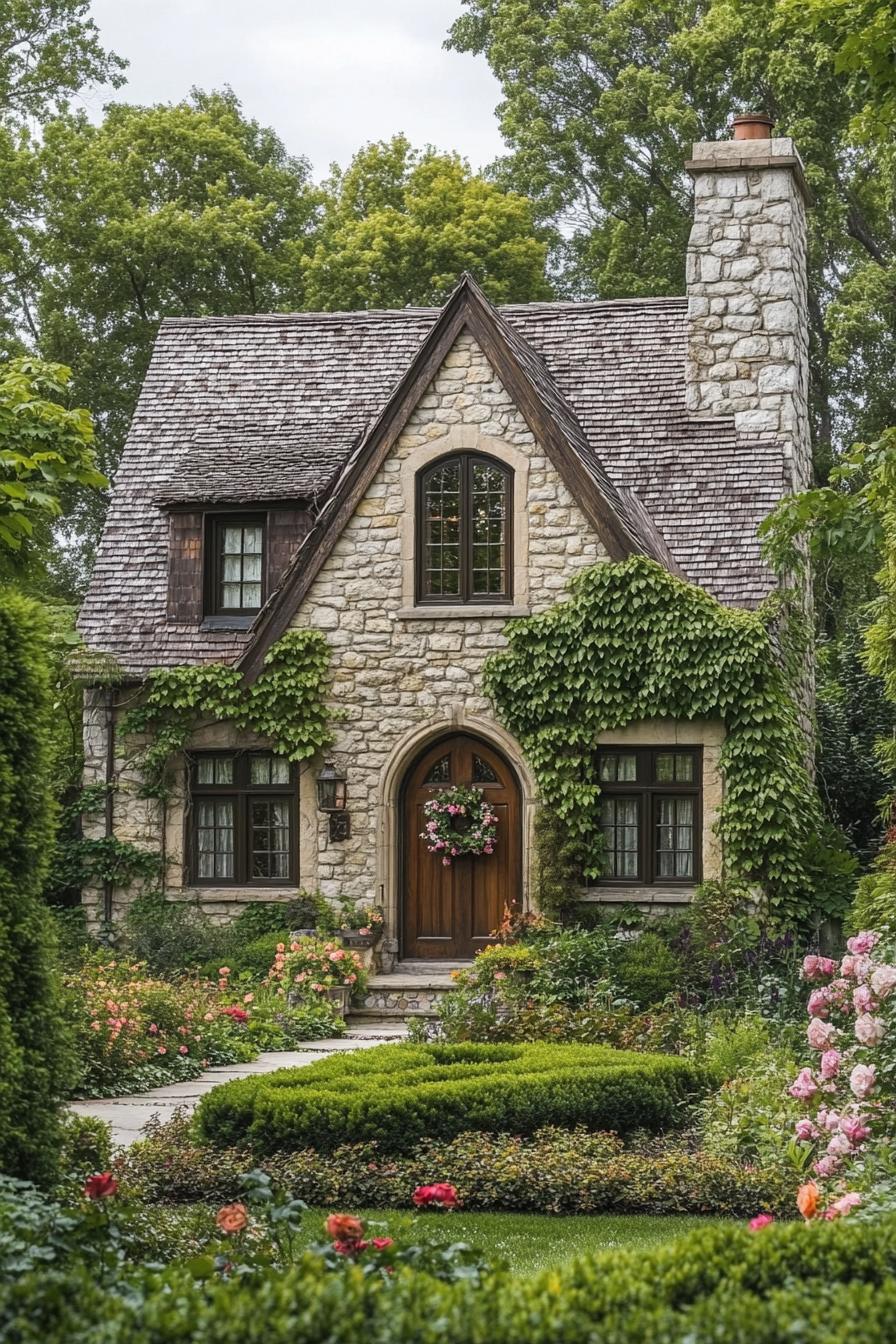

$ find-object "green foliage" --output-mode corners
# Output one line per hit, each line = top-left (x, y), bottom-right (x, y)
(303, 134), (551, 310)
(613, 933), (683, 1010)
(121, 628), (332, 800)
(850, 865), (896, 934)
(0, 590), (74, 1182)
(12, 1206), (896, 1341)
(203, 933), (288, 984)
(0, 1), (125, 125)
(0, 356), (105, 555)
(448, 0), (896, 459)
(56, 1111), (112, 1187)
(485, 556), (848, 923)
(123, 893), (225, 976)
(196, 1042), (706, 1155)
(531, 806), (581, 917)
(123, 1112), (790, 1219)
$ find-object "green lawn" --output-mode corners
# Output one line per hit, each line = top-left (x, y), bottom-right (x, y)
(304, 1209), (726, 1274)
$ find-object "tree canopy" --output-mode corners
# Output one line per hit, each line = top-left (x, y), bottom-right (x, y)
(0, 0), (125, 125)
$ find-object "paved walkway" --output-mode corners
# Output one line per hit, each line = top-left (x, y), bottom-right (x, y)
(70, 1021), (407, 1148)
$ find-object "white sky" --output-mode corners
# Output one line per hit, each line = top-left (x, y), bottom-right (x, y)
(80, 0), (507, 176)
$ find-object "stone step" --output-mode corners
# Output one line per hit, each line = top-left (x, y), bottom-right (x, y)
(355, 970), (457, 1018)
(396, 960), (472, 975)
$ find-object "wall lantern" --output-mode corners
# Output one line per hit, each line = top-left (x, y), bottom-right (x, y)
(317, 762), (350, 840)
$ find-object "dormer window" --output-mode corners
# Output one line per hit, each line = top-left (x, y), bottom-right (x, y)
(416, 453), (512, 605)
(209, 515), (265, 615)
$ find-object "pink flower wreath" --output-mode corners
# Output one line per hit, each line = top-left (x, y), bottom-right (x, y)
(420, 785), (498, 866)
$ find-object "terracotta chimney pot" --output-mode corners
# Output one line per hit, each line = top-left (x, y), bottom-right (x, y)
(731, 112), (775, 140)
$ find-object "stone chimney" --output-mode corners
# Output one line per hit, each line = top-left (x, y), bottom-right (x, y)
(685, 114), (811, 490)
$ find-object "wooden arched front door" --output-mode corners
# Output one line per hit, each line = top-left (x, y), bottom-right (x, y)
(402, 734), (522, 961)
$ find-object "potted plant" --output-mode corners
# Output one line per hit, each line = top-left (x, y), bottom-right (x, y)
(267, 936), (367, 1019)
(286, 889), (336, 939)
(337, 902), (384, 950)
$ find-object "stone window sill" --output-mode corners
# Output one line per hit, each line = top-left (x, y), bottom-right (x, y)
(395, 605), (530, 621)
(173, 888), (296, 903)
(579, 887), (696, 906)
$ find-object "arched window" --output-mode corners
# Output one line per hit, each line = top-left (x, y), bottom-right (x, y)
(416, 453), (512, 604)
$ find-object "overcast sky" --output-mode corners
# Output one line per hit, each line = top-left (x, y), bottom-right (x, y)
(80, 1), (507, 177)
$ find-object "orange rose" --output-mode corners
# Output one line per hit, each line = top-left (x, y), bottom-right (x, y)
(215, 1202), (249, 1235)
(796, 1181), (820, 1220)
(325, 1213), (364, 1242)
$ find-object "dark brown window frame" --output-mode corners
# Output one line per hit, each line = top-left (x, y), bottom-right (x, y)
(415, 452), (513, 605)
(205, 513), (267, 617)
(593, 746), (703, 887)
(187, 751), (297, 887)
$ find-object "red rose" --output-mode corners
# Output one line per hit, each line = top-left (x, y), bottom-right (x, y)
(325, 1213), (364, 1242)
(412, 1182), (459, 1209)
(371, 1236), (394, 1250)
(84, 1172), (118, 1200)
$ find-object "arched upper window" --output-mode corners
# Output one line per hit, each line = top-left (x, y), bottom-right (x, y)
(416, 453), (512, 605)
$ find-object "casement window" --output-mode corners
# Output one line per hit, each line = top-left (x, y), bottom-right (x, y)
(208, 515), (266, 615)
(416, 453), (512, 604)
(595, 747), (701, 886)
(189, 752), (296, 886)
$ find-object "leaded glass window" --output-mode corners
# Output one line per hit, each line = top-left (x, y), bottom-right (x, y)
(191, 752), (295, 885)
(211, 516), (265, 613)
(592, 747), (702, 886)
(417, 454), (511, 604)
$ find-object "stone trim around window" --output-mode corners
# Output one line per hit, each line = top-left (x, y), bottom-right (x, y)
(399, 428), (531, 616)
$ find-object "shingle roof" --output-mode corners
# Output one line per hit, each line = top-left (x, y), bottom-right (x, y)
(78, 294), (785, 676)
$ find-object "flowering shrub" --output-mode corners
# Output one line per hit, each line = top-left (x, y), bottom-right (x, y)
(66, 954), (258, 1097)
(786, 929), (896, 1213)
(266, 937), (367, 998)
(419, 785), (498, 864)
(338, 902), (384, 935)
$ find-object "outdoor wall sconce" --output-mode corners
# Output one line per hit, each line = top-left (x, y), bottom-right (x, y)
(317, 761), (350, 840)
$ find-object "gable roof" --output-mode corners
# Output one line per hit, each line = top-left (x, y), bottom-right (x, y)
(236, 274), (679, 680)
(77, 286), (786, 678)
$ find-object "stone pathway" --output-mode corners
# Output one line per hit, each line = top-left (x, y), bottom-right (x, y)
(70, 1020), (407, 1148)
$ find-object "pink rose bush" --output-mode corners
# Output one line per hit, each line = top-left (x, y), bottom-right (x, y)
(787, 930), (896, 1212)
(267, 936), (367, 998)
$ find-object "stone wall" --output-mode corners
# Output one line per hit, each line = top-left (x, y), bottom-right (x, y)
(685, 136), (812, 493)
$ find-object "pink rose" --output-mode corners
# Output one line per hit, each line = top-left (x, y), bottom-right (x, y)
(748, 1214), (774, 1231)
(788, 1068), (819, 1101)
(840, 955), (859, 979)
(807, 988), (830, 1018)
(870, 965), (896, 999)
(794, 1118), (818, 1141)
(826, 1192), (862, 1219)
(847, 931), (879, 955)
(817, 1107), (840, 1132)
(814, 1155), (840, 1177)
(850, 1063), (877, 1099)
(826, 1132), (852, 1157)
(853, 984), (876, 1015)
(839, 1115), (871, 1146)
(807, 1017), (836, 1051)
(855, 1013), (886, 1046)
(802, 955), (830, 982)
(820, 1050), (841, 1080)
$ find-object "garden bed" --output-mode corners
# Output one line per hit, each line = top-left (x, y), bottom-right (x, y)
(195, 1041), (707, 1154)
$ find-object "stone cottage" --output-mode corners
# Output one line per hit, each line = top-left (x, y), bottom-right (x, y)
(77, 118), (812, 963)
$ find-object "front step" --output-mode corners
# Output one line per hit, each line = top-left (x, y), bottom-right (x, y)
(352, 969), (459, 1019)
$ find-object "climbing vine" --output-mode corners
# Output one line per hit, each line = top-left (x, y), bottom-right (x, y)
(484, 556), (852, 925)
(121, 629), (333, 800)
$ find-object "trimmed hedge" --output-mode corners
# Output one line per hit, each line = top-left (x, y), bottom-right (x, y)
(123, 1118), (792, 1218)
(195, 1042), (706, 1154)
(0, 591), (73, 1183)
(4, 1217), (896, 1342)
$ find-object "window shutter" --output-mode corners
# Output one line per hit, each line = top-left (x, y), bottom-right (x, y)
(166, 512), (204, 623)
(267, 508), (313, 593)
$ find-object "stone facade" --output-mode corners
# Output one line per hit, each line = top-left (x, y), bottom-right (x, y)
(685, 136), (812, 493)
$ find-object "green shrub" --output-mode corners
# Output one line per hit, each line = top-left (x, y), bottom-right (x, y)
(124, 1113), (791, 1217)
(201, 931), (290, 983)
(123, 893), (225, 975)
(612, 932), (683, 1008)
(7, 1213), (896, 1342)
(195, 1042), (707, 1155)
(57, 1112), (112, 1184)
(0, 591), (74, 1183)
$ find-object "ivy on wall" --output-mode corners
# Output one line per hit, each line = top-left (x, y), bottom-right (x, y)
(484, 556), (852, 925)
(121, 629), (333, 800)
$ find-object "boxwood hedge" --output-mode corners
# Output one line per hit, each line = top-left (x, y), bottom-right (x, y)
(195, 1042), (706, 1154)
(4, 1216), (896, 1343)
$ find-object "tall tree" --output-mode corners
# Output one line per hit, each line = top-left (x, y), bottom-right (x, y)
(0, 0), (124, 125)
(303, 135), (553, 309)
(448, 0), (896, 461)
